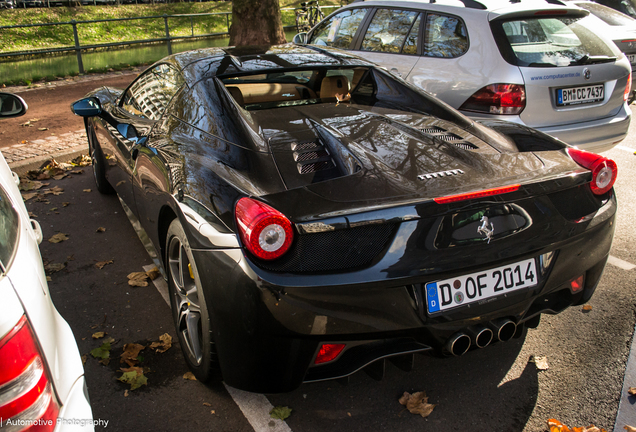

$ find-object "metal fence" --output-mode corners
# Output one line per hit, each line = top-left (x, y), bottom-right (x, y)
(0, 6), (338, 74)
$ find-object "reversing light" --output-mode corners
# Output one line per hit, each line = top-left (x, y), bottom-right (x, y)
(569, 275), (585, 293)
(315, 343), (346, 365)
(566, 148), (617, 195)
(434, 184), (520, 204)
(624, 72), (632, 102)
(0, 316), (59, 431)
(459, 84), (526, 115)
(235, 197), (294, 260)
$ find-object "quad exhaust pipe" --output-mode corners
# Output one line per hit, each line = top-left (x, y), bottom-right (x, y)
(444, 319), (518, 356)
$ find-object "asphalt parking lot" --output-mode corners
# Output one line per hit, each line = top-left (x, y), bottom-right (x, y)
(6, 85), (636, 432)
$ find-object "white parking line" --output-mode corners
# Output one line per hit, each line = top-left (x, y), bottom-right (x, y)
(144, 265), (293, 432)
(607, 255), (636, 271)
(615, 145), (636, 153)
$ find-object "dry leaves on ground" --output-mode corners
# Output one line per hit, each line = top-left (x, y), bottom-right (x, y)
(629, 387), (636, 396)
(96, 227), (106, 233)
(92, 332), (106, 339)
(44, 262), (65, 273)
(120, 343), (145, 367)
(548, 418), (607, 432)
(530, 355), (549, 370)
(150, 333), (172, 353)
(146, 267), (161, 280)
(127, 272), (149, 287)
(118, 367), (148, 390)
(183, 372), (197, 381)
(398, 391), (436, 418)
(95, 260), (113, 270)
(625, 427), (636, 432)
(48, 233), (68, 243)
(270, 406), (292, 420)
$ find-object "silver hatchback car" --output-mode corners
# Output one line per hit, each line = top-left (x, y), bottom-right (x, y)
(297, 0), (632, 152)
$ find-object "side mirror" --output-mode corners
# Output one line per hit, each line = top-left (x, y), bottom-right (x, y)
(71, 97), (102, 117)
(0, 93), (27, 118)
(292, 33), (308, 44)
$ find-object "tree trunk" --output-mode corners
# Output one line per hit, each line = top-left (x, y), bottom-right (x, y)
(229, 0), (287, 47)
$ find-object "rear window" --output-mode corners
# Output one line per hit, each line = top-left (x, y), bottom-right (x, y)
(493, 15), (616, 67)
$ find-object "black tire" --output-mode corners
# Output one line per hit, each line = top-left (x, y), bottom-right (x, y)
(87, 123), (115, 194)
(166, 219), (220, 382)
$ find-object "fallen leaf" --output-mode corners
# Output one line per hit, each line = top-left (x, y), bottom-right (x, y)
(46, 186), (64, 195)
(628, 387), (636, 396)
(71, 155), (91, 167)
(96, 227), (106, 233)
(150, 333), (172, 353)
(625, 427), (636, 432)
(52, 174), (67, 180)
(21, 192), (38, 201)
(83, 189), (92, 193)
(90, 341), (111, 360)
(211, 410), (215, 414)
(95, 260), (114, 270)
(81, 354), (87, 365)
(203, 402), (212, 407)
(48, 233), (68, 243)
(44, 262), (65, 273)
(183, 372), (197, 381)
(146, 267), (160, 280)
(120, 343), (145, 367)
(38, 127), (49, 131)
(92, 332), (105, 339)
(62, 202), (70, 207)
(118, 367), (148, 390)
(124, 390), (129, 397)
(67, 255), (75, 261)
(128, 271), (149, 287)
(46, 276), (52, 282)
(582, 304), (593, 312)
(50, 207), (57, 212)
(270, 406), (292, 420)
(398, 391), (436, 418)
(531, 355), (549, 371)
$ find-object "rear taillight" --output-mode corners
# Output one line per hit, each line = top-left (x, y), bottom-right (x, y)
(0, 316), (59, 431)
(567, 148), (617, 195)
(315, 343), (346, 365)
(624, 72), (632, 102)
(459, 84), (526, 115)
(235, 197), (294, 260)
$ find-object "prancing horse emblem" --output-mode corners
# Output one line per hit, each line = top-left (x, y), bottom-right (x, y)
(477, 216), (494, 244)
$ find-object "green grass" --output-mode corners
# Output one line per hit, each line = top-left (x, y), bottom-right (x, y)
(0, 1), (347, 52)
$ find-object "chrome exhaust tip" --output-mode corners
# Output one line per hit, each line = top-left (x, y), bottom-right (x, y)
(490, 318), (517, 342)
(466, 325), (494, 348)
(445, 332), (471, 356)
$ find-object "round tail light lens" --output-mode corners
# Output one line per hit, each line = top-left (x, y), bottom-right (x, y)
(567, 148), (617, 195)
(235, 197), (294, 260)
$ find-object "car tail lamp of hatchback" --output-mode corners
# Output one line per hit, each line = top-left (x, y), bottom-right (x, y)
(0, 316), (59, 431)
(235, 197), (294, 260)
(460, 84), (526, 115)
(624, 72), (632, 102)
(567, 148), (617, 195)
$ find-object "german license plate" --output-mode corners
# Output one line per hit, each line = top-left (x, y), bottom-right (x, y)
(556, 84), (604, 106)
(426, 258), (538, 313)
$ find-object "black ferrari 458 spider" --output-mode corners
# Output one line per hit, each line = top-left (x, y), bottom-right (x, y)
(71, 44), (617, 393)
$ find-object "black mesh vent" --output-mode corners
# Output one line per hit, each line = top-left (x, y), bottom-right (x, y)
(292, 141), (319, 151)
(299, 160), (334, 174)
(437, 133), (463, 141)
(420, 126), (446, 134)
(295, 149), (329, 162)
(254, 223), (397, 273)
(452, 142), (478, 150)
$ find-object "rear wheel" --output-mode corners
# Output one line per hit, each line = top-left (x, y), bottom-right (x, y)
(86, 122), (114, 194)
(166, 219), (220, 382)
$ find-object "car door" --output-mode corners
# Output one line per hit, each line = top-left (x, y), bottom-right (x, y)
(128, 64), (185, 242)
(351, 8), (423, 79)
(104, 64), (175, 217)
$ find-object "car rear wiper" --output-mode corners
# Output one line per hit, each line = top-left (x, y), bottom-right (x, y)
(574, 55), (617, 65)
(527, 62), (557, 67)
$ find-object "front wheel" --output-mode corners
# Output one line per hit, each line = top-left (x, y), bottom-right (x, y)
(166, 219), (220, 382)
(86, 122), (114, 194)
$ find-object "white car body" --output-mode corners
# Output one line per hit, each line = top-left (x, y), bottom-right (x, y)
(0, 148), (93, 429)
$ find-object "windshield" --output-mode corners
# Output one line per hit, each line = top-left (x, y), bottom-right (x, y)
(494, 15), (617, 67)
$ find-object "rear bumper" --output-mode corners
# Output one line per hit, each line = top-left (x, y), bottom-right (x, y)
(535, 102), (631, 153)
(192, 193), (616, 393)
